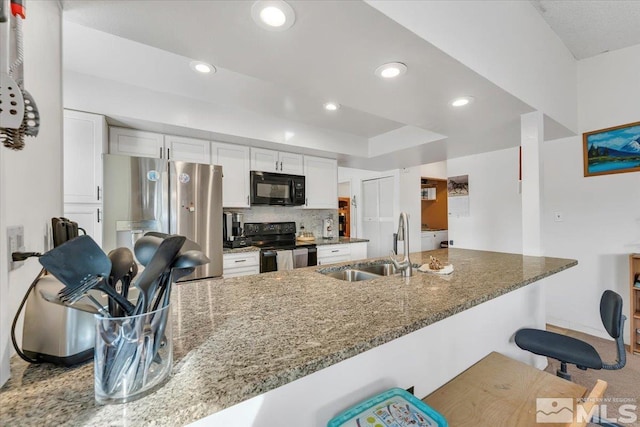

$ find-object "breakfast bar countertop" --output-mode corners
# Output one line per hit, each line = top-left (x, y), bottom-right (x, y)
(0, 248), (577, 426)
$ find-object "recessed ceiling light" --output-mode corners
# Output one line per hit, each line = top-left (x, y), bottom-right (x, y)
(450, 96), (474, 107)
(252, 0), (295, 31)
(323, 102), (340, 111)
(374, 62), (407, 79)
(189, 61), (215, 74)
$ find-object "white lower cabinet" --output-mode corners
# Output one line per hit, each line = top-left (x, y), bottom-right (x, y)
(421, 230), (448, 251)
(317, 243), (368, 266)
(63, 204), (103, 247)
(223, 251), (260, 278)
(349, 242), (368, 261)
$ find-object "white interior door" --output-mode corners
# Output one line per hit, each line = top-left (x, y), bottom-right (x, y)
(361, 176), (395, 258)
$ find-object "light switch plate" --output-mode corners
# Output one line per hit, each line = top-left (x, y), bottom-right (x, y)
(7, 225), (25, 271)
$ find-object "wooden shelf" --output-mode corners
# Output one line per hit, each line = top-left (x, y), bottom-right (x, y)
(338, 197), (350, 238)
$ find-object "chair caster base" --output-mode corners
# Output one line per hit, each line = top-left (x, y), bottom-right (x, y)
(556, 368), (571, 381)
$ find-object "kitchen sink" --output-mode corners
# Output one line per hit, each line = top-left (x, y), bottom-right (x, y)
(321, 269), (382, 282)
(319, 262), (415, 282)
(353, 263), (398, 276)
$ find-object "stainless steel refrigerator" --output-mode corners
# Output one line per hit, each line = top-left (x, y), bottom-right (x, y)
(103, 154), (223, 280)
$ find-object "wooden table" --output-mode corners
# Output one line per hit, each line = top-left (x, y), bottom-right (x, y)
(423, 352), (587, 427)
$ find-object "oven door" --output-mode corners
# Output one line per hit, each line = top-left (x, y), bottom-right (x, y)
(250, 171), (301, 206)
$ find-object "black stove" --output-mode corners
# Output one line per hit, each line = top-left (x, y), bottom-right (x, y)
(244, 222), (317, 272)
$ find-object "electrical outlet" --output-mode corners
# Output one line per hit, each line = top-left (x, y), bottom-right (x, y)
(554, 212), (564, 222)
(449, 240), (454, 246)
(7, 225), (25, 271)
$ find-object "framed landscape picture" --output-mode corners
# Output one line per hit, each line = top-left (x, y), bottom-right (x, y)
(583, 121), (640, 177)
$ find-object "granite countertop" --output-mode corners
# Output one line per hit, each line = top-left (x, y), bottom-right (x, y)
(222, 245), (260, 254)
(0, 249), (576, 426)
(309, 236), (369, 245)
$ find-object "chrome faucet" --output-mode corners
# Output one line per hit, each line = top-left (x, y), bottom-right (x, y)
(390, 212), (412, 277)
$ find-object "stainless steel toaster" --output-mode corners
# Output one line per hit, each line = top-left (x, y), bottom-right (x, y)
(22, 275), (96, 366)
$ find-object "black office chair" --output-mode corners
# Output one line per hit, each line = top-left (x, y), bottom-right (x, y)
(515, 290), (626, 381)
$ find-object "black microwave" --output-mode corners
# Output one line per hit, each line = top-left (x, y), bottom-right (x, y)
(250, 171), (305, 206)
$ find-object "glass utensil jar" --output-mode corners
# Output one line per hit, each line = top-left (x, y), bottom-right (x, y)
(94, 304), (172, 404)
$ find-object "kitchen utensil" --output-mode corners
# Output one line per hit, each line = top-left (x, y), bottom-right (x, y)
(0, 72), (24, 132)
(95, 303), (172, 403)
(108, 247), (136, 317)
(102, 234), (186, 395)
(38, 288), (107, 316)
(151, 250), (209, 312)
(9, 0), (40, 138)
(0, 0), (24, 136)
(121, 261), (138, 300)
(148, 249), (209, 366)
(132, 235), (185, 314)
(0, 0), (7, 22)
(38, 235), (135, 315)
(133, 235), (164, 267)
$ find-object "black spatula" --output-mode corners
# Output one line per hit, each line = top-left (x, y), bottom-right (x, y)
(39, 235), (134, 315)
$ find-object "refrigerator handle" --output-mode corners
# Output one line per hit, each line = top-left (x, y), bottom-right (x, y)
(159, 147), (163, 158)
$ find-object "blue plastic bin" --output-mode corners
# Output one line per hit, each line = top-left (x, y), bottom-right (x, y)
(327, 387), (448, 427)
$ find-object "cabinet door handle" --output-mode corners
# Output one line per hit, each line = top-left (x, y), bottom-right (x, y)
(167, 148), (170, 159)
(247, 195), (250, 205)
(280, 161), (283, 171)
(275, 160), (278, 171)
(331, 250), (339, 253)
(234, 259), (247, 263)
(97, 208), (101, 223)
(160, 147), (163, 158)
(305, 197), (308, 206)
(97, 186), (101, 201)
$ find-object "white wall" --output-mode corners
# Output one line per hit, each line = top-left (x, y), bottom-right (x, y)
(543, 44), (640, 341)
(447, 148), (523, 253)
(420, 161), (447, 179)
(367, 0), (577, 133)
(0, 0), (63, 386)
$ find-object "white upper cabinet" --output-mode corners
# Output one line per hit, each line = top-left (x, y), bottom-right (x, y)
(250, 148), (303, 175)
(164, 135), (211, 164)
(109, 127), (164, 158)
(110, 128), (210, 164)
(211, 141), (251, 208)
(278, 151), (304, 175)
(64, 110), (107, 204)
(303, 156), (337, 209)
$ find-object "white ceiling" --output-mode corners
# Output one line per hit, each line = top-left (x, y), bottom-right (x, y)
(61, 0), (565, 170)
(531, 0), (640, 60)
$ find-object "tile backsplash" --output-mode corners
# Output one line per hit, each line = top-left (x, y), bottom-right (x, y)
(229, 206), (338, 239)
